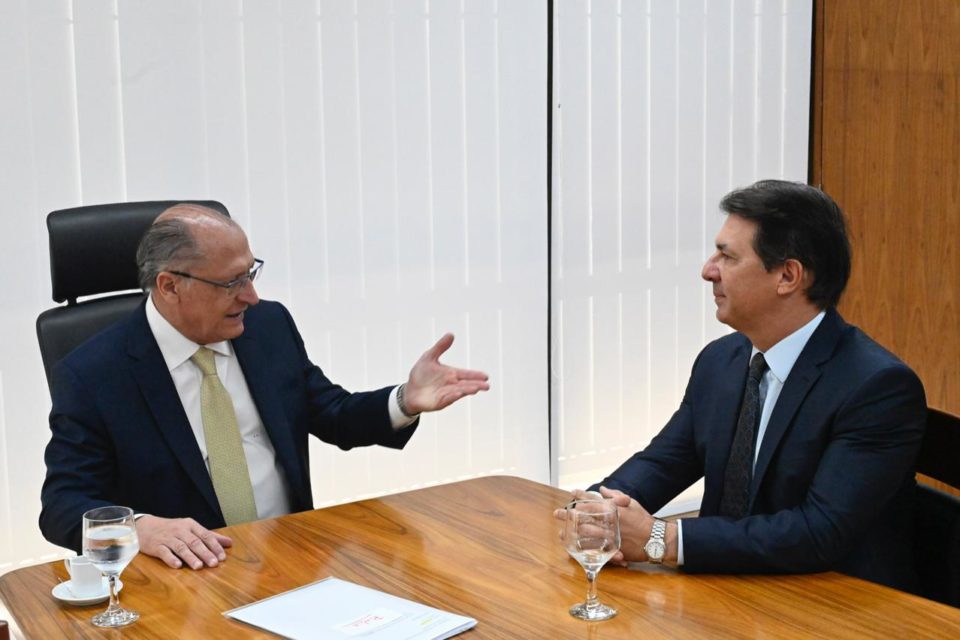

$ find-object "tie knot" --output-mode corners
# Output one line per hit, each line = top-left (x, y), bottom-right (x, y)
(748, 352), (768, 383)
(191, 347), (218, 376)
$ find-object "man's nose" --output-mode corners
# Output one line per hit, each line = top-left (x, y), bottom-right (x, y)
(702, 255), (719, 282)
(237, 280), (260, 305)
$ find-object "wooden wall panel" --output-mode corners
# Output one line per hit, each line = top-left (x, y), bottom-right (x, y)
(814, 0), (960, 418)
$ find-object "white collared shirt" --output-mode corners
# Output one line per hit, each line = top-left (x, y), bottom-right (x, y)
(146, 298), (294, 520)
(751, 310), (826, 469)
(676, 311), (826, 565)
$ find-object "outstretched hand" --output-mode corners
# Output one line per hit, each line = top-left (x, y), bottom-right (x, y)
(403, 333), (490, 414)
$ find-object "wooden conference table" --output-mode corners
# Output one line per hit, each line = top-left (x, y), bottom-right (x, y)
(2, 476), (959, 638)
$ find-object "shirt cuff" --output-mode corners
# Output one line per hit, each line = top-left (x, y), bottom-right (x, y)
(676, 519), (685, 566)
(388, 385), (418, 430)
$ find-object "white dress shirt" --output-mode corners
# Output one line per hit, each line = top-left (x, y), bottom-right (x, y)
(676, 311), (826, 565)
(145, 298), (416, 521)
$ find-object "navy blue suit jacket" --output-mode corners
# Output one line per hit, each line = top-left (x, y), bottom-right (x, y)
(40, 300), (416, 552)
(597, 308), (925, 591)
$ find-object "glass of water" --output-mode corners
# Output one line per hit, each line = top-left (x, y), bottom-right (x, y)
(561, 499), (621, 621)
(82, 505), (140, 627)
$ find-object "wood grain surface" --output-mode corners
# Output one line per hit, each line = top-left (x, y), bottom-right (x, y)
(814, 0), (960, 419)
(1, 476), (958, 639)
(812, 0), (960, 496)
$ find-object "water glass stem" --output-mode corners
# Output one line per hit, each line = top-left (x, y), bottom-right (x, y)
(105, 574), (120, 613)
(584, 570), (600, 611)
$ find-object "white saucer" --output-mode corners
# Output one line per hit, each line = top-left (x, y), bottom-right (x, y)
(52, 577), (123, 606)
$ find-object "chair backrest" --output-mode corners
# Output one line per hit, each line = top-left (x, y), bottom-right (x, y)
(917, 409), (960, 489)
(913, 407), (960, 608)
(36, 200), (229, 391)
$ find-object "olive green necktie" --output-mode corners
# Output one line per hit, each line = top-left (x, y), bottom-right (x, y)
(190, 347), (258, 525)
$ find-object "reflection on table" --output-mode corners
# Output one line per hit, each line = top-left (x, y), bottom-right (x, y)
(1, 476), (958, 639)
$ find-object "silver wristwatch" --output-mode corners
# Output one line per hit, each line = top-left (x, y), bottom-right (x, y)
(644, 518), (667, 564)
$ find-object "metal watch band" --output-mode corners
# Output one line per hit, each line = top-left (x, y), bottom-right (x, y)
(397, 383), (417, 418)
(645, 518), (667, 564)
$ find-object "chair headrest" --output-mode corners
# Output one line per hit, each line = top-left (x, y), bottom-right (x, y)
(47, 200), (229, 303)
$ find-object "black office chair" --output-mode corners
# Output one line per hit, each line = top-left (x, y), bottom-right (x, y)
(914, 407), (960, 608)
(36, 200), (229, 392)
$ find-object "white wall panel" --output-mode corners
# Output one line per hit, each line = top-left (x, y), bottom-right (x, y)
(73, 0), (126, 204)
(0, 0), (811, 574)
(200, 1), (252, 227)
(0, 0), (547, 570)
(552, 0), (813, 510)
(119, 1), (209, 199)
(0, 0), (81, 574)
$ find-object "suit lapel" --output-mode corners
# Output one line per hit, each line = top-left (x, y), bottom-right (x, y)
(231, 333), (306, 503)
(749, 309), (845, 505)
(126, 305), (222, 518)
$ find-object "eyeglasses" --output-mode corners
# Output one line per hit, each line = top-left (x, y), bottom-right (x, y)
(170, 258), (264, 296)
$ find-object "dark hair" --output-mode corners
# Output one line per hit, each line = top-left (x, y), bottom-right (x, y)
(720, 180), (851, 308)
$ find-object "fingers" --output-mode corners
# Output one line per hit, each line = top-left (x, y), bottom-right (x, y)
(405, 333), (491, 414)
(197, 529), (229, 562)
(447, 380), (491, 395)
(447, 367), (490, 382)
(214, 532), (234, 548)
(432, 381), (492, 410)
(598, 486), (623, 498)
(153, 544), (187, 569)
(577, 522), (613, 538)
(169, 538), (208, 571)
(137, 516), (232, 571)
(423, 333), (455, 361)
(599, 486), (638, 508)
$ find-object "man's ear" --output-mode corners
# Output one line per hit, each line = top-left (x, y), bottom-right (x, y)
(154, 272), (181, 303)
(776, 258), (807, 296)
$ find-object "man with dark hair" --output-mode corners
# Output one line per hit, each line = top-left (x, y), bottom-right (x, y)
(559, 180), (925, 591)
(41, 204), (489, 570)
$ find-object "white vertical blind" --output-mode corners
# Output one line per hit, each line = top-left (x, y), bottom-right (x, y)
(552, 0), (813, 507)
(0, 0), (547, 570)
(0, 0), (814, 575)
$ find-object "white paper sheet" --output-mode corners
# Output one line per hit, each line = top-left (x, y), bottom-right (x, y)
(224, 577), (477, 640)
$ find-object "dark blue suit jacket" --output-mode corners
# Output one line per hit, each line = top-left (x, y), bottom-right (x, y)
(40, 300), (416, 552)
(597, 308), (925, 591)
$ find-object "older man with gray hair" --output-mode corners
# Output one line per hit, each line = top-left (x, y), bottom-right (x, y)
(41, 204), (489, 570)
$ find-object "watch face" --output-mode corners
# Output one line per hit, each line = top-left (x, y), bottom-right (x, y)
(645, 540), (665, 560)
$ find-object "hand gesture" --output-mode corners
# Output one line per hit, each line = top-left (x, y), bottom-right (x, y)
(402, 333), (490, 414)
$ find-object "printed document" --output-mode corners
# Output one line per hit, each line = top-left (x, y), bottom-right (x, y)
(224, 576), (477, 639)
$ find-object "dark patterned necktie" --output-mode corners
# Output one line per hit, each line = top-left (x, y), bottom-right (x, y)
(719, 352), (768, 518)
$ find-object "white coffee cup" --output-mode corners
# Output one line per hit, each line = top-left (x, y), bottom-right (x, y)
(64, 555), (102, 598)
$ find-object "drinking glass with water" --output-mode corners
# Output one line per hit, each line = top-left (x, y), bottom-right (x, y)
(560, 498), (621, 621)
(82, 505), (140, 627)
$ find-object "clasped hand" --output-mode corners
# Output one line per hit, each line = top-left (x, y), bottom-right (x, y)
(553, 486), (658, 564)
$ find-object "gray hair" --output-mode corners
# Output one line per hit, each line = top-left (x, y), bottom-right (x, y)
(136, 218), (204, 290)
